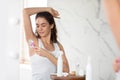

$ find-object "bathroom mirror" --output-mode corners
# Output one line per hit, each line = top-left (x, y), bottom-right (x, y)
(20, 0), (120, 80)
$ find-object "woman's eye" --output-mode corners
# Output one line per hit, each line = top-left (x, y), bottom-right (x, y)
(42, 25), (46, 27)
(36, 26), (39, 28)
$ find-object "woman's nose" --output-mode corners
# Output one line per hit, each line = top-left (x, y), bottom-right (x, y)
(38, 27), (42, 31)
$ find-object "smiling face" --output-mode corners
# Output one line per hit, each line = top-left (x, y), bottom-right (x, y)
(35, 12), (57, 43)
(36, 17), (53, 38)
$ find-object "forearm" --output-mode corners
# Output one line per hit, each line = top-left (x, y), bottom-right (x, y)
(63, 61), (69, 73)
(46, 52), (58, 66)
(103, 0), (120, 49)
(23, 7), (51, 16)
(103, 0), (120, 24)
(46, 53), (69, 72)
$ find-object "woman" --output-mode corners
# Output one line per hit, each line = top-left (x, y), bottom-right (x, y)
(103, 0), (120, 80)
(103, 0), (120, 49)
(23, 7), (69, 80)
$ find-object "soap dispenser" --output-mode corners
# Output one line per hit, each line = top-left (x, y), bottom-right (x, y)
(86, 56), (92, 80)
(57, 51), (63, 77)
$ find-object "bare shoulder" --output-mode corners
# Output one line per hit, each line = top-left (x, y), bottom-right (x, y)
(57, 42), (64, 51)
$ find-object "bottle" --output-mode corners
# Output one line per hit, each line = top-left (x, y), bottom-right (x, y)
(75, 63), (80, 76)
(86, 56), (92, 80)
(57, 51), (63, 77)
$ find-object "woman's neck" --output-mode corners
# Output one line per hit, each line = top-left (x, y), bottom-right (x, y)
(40, 33), (52, 44)
(40, 37), (52, 45)
(40, 37), (54, 51)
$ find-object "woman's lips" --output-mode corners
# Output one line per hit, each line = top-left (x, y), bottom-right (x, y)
(38, 32), (44, 34)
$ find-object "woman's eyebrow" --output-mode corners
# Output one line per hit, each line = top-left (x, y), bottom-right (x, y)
(41, 23), (47, 25)
(36, 23), (47, 26)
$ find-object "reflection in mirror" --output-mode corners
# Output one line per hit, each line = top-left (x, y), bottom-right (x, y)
(20, 0), (120, 80)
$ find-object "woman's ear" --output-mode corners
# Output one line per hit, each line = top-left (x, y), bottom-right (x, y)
(51, 24), (54, 29)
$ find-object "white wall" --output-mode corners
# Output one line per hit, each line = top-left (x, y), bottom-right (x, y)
(48, 0), (120, 80)
(0, 0), (21, 80)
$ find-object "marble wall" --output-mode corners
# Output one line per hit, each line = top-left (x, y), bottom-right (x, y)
(48, 0), (120, 80)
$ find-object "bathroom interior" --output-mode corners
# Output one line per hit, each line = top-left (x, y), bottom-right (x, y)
(0, 0), (120, 80)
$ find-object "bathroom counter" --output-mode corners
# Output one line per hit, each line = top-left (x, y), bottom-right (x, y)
(50, 74), (85, 80)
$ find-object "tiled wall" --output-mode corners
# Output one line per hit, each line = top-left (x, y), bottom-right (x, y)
(48, 0), (120, 80)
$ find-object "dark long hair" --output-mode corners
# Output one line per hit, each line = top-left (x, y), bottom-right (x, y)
(35, 12), (58, 43)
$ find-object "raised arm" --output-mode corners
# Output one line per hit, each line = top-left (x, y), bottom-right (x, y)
(103, 0), (120, 49)
(23, 7), (59, 41)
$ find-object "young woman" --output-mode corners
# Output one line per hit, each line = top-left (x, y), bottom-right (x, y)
(103, 0), (120, 80)
(23, 7), (69, 80)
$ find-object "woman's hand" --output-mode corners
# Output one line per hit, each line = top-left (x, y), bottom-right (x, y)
(48, 7), (60, 18)
(113, 58), (120, 72)
(34, 47), (49, 57)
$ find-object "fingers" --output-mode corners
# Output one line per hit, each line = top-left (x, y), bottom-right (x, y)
(34, 47), (41, 52)
(54, 10), (59, 16)
(54, 10), (60, 18)
(113, 59), (120, 72)
(50, 8), (60, 18)
(34, 47), (39, 49)
(34, 47), (46, 57)
(34, 47), (42, 56)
